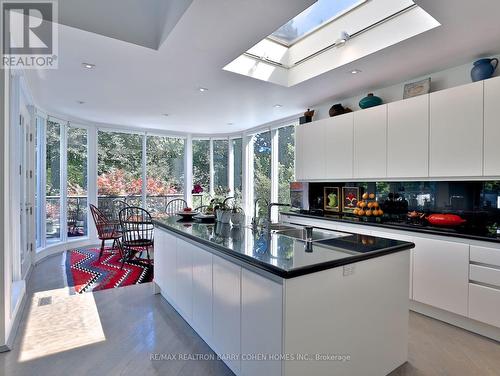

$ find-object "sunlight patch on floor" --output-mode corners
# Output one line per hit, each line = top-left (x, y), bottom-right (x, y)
(18, 288), (106, 362)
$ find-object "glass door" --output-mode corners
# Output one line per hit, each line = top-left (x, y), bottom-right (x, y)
(19, 105), (34, 276)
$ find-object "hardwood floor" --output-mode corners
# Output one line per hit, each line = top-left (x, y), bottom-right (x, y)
(1, 253), (499, 376)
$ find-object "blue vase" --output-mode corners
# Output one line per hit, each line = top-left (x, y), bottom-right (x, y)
(471, 58), (498, 82)
(359, 93), (382, 109)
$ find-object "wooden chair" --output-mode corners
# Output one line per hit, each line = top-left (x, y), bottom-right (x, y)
(194, 205), (209, 213)
(118, 206), (154, 269)
(89, 204), (122, 259)
(112, 199), (130, 221)
(165, 198), (187, 215)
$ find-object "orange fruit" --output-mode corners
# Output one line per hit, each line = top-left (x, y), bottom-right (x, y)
(365, 210), (372, 216)
(369, 193), (375, 199)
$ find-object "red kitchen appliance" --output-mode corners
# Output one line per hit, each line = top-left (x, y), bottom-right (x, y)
(426, 214), (467, 227)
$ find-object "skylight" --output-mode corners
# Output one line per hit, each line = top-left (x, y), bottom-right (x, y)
(224, 0), (439, 87)
(270, 0), (367, 45)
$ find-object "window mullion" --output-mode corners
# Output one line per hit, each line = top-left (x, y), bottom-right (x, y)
(60, 123), (68, 243)
(209, 138), (214, 197)
(184, 135), (193, 206)
(39, 117), (47, 249)
(142, 134), (147, 209)
(271, 128), (279, 221)
(228, 137), (234, 196)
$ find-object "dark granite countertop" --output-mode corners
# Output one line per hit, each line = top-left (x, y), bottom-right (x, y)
(282, 211), (500, 244)
(153, 216), (414, 279)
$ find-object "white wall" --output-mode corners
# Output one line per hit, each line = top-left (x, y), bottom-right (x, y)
(311, 53), (500, 121)
(0, 53), (7, 350)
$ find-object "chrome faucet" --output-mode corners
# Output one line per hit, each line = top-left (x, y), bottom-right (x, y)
(252, 198), (269, 231)
(264, 203), (291, 231)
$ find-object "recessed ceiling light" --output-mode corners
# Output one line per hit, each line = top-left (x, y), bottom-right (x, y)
(227, 122), (234, 126)
(199, 87), (208, 92)
(82, 63), (95, 69)
(76, 100), (85, 104)
(162, 113), (169, 117)
(350, 69), (362, 74)
(274, 104), (282, 108)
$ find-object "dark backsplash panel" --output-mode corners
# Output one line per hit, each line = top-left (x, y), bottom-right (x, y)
(308, 181), (500, 239)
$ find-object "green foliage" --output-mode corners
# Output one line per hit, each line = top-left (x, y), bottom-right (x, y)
(46, 120), (61, 195)
(253, 131), (272, 216)
(67, 127), (88, 195)
(192, 139), (210, 189)
(146, 135), (185, 193)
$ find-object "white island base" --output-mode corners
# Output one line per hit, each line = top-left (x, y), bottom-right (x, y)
(154, 227), (410, 376)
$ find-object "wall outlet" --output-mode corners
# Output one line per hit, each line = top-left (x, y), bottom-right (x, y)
(343, 264), (355, 277)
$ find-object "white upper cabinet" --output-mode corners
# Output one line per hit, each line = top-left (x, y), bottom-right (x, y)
(353, 104), (387, 178)
(429, 81), (484, 177)
(484, 76), (500, 176)
(295, 120), (325, 180)
(387, 95), (429, 178)
(324, 113), (354, 179)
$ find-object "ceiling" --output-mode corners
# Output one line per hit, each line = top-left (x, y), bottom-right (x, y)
(24, 0), (500, 134)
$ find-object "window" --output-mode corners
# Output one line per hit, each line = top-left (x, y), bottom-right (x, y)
(67, 127), (88, 238)
(213, 139), (229, 196)
(45, 120), (61, 243)
(192, 139), (210, 207)
(270, 0), (366, 45)
(97, 131), (143, 215)
(35, 117), (42, 248)
(253, 131), (272, 216)
(232, 138), (243, 199)
(278, 125), (295, 206)
(146, 135), (185, 216)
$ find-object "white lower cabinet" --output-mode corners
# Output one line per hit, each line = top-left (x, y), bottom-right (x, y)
(469, 283), (500, 328)
(153, 230), (166, 292)
(156, 229), (286, 376)
(412, 238), (469, 316)
(192, 246), (213, 341)
(213, 255), (242, 374)
(241, 269), (283, 376)
(370, 230), (414, 299)
(155, 230), (177, 301)
(176, 239), (194, 321)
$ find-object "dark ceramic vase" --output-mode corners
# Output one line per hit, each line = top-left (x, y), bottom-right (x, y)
(329, 104), (345, 117)
(359, 93), (383, 109)
(471, 58), (498, 82)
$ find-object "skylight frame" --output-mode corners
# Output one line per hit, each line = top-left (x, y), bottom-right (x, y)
(268, 0), (368, 47)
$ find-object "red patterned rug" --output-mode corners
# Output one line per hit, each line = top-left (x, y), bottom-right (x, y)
(65, 247), (153, 294)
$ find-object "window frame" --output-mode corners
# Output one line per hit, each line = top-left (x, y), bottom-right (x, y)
(34, 113), (297, 252)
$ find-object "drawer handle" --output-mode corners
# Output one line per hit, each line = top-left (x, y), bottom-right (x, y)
(469, 281), (500, 291)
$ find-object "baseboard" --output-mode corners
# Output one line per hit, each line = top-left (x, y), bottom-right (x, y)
(410, 300), (500, 343)
(0, 285), (28, 353)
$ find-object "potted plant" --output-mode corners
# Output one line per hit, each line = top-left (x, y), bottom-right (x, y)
(229, 199), (245, 226)
(213, 197), (232, 224)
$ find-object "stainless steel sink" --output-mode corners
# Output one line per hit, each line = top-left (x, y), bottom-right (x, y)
(274, 227), (348, 242)
(267, 223), (297, 231)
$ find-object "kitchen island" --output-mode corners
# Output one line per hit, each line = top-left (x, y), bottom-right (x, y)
(153, 216), (415, 376)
